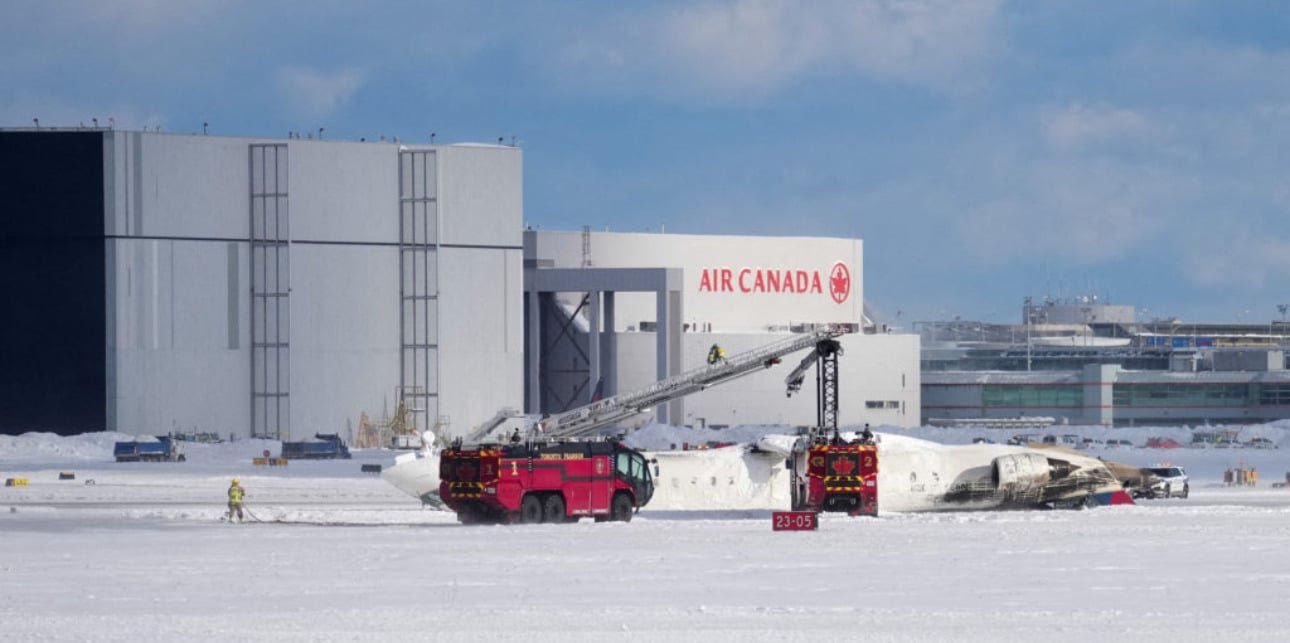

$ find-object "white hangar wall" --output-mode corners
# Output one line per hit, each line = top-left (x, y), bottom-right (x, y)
(610, 332), (920, 429)
(526, 230), (920, 429)
(104, 132), (522, 439)
(435, 145), (525, 437)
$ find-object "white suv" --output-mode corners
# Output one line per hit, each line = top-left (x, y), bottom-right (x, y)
(1140, 466), (1189, 499)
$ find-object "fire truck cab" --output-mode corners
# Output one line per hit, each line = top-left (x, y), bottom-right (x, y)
(439, 440), (655, 524)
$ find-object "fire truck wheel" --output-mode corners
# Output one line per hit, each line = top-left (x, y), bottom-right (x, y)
(610, 493), (634, 522)
(542, 494), (566, 523)
(520, 494), (543, 524)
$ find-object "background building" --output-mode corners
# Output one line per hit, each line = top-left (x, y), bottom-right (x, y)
(524, 230), (922, 429)
(918, 297), (1290, 427)
(3, 128), (920, 440)
(1, 129), (523, 439)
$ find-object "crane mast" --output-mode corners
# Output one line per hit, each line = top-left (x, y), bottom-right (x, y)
(784, 338), (842, 433)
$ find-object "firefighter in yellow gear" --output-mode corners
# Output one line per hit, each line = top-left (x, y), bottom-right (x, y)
(227, 478), (246, 522)
(707, 343), (726, 365)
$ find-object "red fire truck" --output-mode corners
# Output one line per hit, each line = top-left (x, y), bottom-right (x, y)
(784, 337), (880, 516)
(791, 436), (878, 515)
(439, 439), (655, 524)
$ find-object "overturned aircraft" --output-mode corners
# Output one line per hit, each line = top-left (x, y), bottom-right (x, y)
(382, 429), (1136, 514)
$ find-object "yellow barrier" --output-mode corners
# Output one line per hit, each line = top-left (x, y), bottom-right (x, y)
(5, 478), (29, 487)
(252, 457), (268, 466)
(269, 458), (289, 467)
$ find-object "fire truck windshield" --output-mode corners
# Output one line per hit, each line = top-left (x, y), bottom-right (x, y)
(616, 451), (655, 506)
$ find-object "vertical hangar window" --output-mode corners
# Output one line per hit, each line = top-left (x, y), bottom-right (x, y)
(982, 385), (1082, 408)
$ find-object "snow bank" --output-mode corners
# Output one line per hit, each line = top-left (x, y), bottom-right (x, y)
(0, 431), (127, 463)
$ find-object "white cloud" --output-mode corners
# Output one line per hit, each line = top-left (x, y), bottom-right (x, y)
(274, 66), (365, 121)
(551, 0), (1003, 100)
(945, 139), (1175, 267)
(1183, 234), (1290, 290)
(1041, 103), (1158, 151)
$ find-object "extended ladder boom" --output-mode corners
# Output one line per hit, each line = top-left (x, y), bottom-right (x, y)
(541, 325), (852, 439)
(463, 407), (525, 444)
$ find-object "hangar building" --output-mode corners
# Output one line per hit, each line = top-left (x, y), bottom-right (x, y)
(1, 129), (523, 439)
(2, 128), (919, 438)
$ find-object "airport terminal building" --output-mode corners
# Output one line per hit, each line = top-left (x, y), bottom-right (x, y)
(2, 128), (919, 439)
(920, 300), (1290, 427)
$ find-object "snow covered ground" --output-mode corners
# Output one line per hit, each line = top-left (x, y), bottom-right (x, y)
(3, 427), (1290, 641)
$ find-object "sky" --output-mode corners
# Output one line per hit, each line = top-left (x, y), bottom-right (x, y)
(4, 1), (1289, 325)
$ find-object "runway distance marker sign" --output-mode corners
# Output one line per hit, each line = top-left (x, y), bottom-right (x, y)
(772, 511), (818, 531)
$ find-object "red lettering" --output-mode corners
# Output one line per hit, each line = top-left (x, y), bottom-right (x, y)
(696, 266), (836, 296)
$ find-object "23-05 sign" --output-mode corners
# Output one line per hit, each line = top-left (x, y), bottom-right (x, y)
(772, 511), (818, 531)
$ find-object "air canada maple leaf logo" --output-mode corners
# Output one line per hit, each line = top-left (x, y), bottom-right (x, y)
(830, 456), (857, 476)
(829, 261), (850, 304)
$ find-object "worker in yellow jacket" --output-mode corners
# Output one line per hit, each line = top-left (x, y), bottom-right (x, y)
(707, 343), (726, 365)
(227, 478), (246, 522)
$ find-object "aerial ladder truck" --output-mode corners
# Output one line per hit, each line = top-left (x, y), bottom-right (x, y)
(784, 336), (879, 516)
(437, 325), (855, 524)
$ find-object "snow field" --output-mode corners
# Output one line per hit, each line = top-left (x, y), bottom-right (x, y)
(3, 430), (1290, 641)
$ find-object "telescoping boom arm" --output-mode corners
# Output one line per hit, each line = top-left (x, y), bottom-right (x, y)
(539, 325), (853, 440)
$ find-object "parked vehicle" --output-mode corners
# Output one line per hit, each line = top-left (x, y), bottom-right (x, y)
(1105, 439), (1134, 448)
(1247, 437), (1277, 449)
(1190, 429), (1242, 448)
(281, 433), (352, 460)
(113, 435), (185, 462)
(1135, 466), (1189, 499)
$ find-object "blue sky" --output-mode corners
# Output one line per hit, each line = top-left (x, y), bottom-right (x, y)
(5, 1), (1289, 325)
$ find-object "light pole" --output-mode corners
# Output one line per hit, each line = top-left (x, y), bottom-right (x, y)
(1278, 305), (1288, 346)
(1024, 298), (1033, 372)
